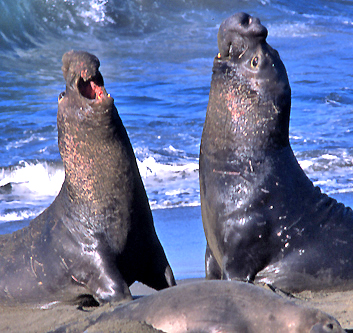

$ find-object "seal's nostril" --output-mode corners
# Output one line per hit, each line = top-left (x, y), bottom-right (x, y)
(326, 323), (334, 330)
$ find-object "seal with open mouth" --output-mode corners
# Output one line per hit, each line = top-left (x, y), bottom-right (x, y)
(0, 50), (175, 305)
(199, 13), (353, 292)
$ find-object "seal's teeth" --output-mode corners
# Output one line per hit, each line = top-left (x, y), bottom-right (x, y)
(97, 95), (101, 100)
(108, 94), (110, 97)
(217, 53), (221, 59)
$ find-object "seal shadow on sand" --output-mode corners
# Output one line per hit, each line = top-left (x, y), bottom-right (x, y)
(0, 50), (175, 307)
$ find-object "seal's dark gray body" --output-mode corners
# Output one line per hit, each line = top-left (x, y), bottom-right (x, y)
(57, 281), (343, 333)
(0, 51), (175, 305)
(199, 12), (353, 292)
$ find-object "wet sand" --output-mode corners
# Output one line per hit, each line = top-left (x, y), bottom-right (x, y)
(0, 279), (353, 332)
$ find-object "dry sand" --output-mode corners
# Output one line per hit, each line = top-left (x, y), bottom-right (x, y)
(293, 289), (353, 332)
(0, 279), (352, 332)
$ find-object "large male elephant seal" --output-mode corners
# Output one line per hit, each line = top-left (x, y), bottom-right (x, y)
(54, 281), (344, 332)
(0, 50), (175, 305)
(199, 12), (353, 293)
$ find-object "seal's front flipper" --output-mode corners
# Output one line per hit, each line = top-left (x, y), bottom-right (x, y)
(164, 264), (176, 287)
(140, 260), (176, 291)
(205, 243), (222, 280)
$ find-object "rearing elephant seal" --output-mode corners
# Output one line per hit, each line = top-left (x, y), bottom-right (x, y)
(0, 50), (175, 305)
(199, 12), (353, 292)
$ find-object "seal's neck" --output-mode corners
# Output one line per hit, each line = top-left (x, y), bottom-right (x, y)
(57, 102), (135, 207)
(201, 60), (291, 164)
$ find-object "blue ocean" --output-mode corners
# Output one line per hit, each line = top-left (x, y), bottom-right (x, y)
(1, 0), (353, 280)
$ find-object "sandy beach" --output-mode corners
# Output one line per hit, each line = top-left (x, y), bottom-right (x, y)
(0, 279), (352, 332)
(1, 1), (353, 332)
(1, 207), (353, 332)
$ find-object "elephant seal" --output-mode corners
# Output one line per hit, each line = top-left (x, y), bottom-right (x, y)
(199, 12), (353, 293)
(0, 50), (175, 305)
(53, 281), (344, 332)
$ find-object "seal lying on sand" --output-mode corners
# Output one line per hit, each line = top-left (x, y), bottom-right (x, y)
(0, 50), (175, 305)
(199, 12), (353, 292)
(54, 281), (344, 332)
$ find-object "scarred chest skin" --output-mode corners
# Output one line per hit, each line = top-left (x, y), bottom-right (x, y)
(0, 50), (176, 306)
(200, 13), (353, 292)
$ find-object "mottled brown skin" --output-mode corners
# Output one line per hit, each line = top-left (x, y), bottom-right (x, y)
(0, 50), (175, 305)
(55, 281), (344, 333)
(199, 13), (353, 293)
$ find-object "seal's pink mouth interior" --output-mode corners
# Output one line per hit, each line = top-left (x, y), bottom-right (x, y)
(78, 77), (105, 100)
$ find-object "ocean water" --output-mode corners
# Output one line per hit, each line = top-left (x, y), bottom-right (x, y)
(1, 0), (353, 279)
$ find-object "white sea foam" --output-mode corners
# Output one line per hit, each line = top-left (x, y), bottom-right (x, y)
(0, 162), (64, 226)
(5, 135), (47, 150)
(3, 146), (353, 223)
(298, 159), (313, 170)
(2, 145), (353, 224)
(78, 0), (115, 25)
(0, 158), (199, 201)
(137, 156), (200, 209)
(268, 22), (322, 38)
(0, 210), (38, 222)
(321, 154), (338, 160)
(0, 156), (201, 225)
(137, 156), (198, 180)
(297, 148), (353, 196)
(0, 161), (64, 198)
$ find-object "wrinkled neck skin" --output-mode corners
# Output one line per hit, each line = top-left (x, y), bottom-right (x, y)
(57, 85), (133, 214)
(202, 44), (291, 168)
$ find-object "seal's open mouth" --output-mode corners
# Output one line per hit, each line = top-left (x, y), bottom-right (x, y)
(78, 74), (107, 101)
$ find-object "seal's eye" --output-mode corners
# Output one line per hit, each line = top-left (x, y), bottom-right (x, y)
(58, 91), (65, 101)
(251, 56), (259, 68)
